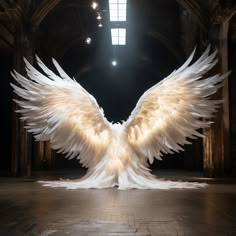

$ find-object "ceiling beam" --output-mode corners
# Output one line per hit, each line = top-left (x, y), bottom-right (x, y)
(0, 12), (8, 21)
(147, 31), (183, 64)
(31, 0), (64, 29)
(176, 0), (209, 30)
(0, 0), (11, 10)
(0, 33), (13, 47)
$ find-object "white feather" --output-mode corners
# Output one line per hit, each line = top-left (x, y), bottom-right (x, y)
(125, 46), (229, 164)
(12, 46), (228, 189)
(12, 58), (112, 169)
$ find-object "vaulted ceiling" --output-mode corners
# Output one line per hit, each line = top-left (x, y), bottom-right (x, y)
(0, 0), (234, 59)
(0, 0), (235, 122)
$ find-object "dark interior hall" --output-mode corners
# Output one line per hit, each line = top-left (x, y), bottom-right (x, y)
(0, 0), (236, 235)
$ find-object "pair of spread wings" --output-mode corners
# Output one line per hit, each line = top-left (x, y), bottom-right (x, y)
(11, 46), (228, 168)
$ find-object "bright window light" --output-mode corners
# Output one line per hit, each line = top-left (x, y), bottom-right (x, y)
(109, 0), (127, 21)
(111, 28), (126, 45)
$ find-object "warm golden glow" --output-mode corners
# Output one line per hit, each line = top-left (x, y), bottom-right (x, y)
(12, 46), (224, 189)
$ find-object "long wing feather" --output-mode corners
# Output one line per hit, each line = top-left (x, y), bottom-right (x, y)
(124, 46), (229, 163)
(11, 58), (112, 168)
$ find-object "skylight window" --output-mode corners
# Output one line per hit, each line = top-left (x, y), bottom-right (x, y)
(109, 0), (127, 21)
(111, 28), (126, 45)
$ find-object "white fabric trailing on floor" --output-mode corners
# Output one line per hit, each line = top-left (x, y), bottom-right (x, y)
(38, 178), (207, 190)
(11, 46), (228, 189)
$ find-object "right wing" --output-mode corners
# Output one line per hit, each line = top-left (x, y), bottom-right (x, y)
(124, 46), (228, 163)
(11, 56), (112, 169)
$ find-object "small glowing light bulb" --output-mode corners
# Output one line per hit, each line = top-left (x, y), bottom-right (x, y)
(91, 1), (98, 9)
(98, 22), (103, 27)
(85, 37), (91, 44)
(97, 13), (102, 20)
(112, 60), (117, 66)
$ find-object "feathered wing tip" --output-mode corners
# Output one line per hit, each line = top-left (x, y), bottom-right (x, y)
(124, 45), (230, 163)
(35, 55), (72, 82)
(10, 50), (217, 190)
(51, 57), (71, 81)
(11, 56), (112, 169)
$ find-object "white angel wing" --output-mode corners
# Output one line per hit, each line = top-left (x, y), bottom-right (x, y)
(124, 46), (229, 164)
(11, 56), (112, 168)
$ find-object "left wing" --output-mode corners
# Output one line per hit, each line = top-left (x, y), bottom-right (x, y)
(11, 56), (112, 169)
(124, 46), (229, 164)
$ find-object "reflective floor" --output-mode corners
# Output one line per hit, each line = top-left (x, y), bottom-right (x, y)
(0, 173), (236, 236)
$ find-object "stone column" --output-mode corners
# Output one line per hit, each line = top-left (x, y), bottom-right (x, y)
(9, 0), (59, 176)
(203, 13), (234, 177)
(12, 27), (55, 175)
(11, 28), (34, 177)
(180, 9), (204, 170)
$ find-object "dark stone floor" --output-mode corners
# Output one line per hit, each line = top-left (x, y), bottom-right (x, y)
(0, 171), (236, 236)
